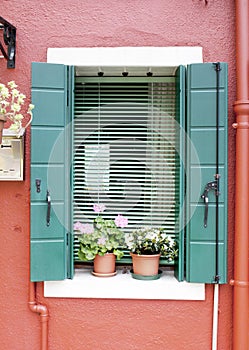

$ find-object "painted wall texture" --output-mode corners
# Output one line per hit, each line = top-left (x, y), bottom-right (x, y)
(0, 1), (235, 349)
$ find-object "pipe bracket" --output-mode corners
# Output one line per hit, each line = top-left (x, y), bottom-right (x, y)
(232, 122), (249, 129)
(230, 279), (249, 287)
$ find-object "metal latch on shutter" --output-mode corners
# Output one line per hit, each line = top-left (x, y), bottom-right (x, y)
(201, 177), (220, 228)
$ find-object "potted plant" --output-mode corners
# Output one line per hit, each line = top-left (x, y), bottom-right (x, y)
(74, 203), (128, 277)
(0, 81), (34, 144)
(125, 226), (178, 280)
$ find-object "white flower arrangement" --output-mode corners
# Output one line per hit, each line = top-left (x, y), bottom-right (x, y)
(125, 226), (178, 261)
(0, 81), (34, 135)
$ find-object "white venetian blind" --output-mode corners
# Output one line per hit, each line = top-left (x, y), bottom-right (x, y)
(73, 77), (177, 261)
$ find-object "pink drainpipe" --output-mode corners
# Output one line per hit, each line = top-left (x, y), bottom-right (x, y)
(230, 0), (249, 349)
(28, 282), (49, 350)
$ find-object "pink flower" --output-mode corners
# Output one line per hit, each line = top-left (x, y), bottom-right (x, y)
(74, 221), (84, 232)
(93, 203), (106, 213)
(81, 223), (94, 234)
(97, 237), (106, 245)
(74, 222), (94, 234)
(115, 214), (128, 228)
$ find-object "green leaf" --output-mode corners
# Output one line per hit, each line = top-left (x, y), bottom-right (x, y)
(113, 249), (124, 260)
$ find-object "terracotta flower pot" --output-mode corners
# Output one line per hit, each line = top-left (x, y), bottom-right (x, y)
(92, 253), (116, 277)
(130, 252), (161, 276)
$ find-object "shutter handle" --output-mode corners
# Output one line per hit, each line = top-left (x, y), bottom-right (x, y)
(201, 181), (218, 228)
(46, 190), (51, 227)
(201, 189), (209, 228)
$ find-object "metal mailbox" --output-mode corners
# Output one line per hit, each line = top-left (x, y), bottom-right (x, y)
(0, 129), (24, 181)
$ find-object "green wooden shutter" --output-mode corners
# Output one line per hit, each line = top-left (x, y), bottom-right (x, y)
(30, 62), (73, 281)
(186, 63), (228, 284)
(174, 66), (185, 281)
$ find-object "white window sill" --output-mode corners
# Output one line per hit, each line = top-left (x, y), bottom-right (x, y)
(44, 267), (205, 300)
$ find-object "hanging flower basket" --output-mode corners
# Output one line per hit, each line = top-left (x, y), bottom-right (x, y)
(0, 81), (34, 144)
(0, 115), (7, 144)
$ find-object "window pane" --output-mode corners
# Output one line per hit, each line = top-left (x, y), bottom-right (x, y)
(73, 79), (177, 263)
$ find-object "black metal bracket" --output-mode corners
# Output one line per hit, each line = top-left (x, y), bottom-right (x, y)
(0, 17), (16, 68)
(35, 179), (41, 193)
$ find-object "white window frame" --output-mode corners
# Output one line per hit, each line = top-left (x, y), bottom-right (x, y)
(44, 46), (205, 300)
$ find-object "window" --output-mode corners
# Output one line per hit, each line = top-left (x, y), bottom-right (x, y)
(30, 53), (228, 285)
(73, 77), (179, 267)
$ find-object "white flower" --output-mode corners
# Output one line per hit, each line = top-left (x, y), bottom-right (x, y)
(126, 225), (178, 259)
(1, 100), (9, 107)
(11, 89), (19, 97)
(8, 81), (18, 89)
(9, 123), (19, 131)
(0, 81), (35, 134)
(17, 94), (26, 104)
(14, 114), (24, 121)
(11, 103), (21, 112)
(0, 87), (9, 99)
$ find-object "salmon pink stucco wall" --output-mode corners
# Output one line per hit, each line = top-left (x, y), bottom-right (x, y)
(0, 1), (235, 349)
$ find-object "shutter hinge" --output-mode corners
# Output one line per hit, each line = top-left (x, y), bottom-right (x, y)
(214, 274), (220, 283)
(66, 86), (69, 107)
(213, 62), (221, 72)
(66, 232), (73, 279)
